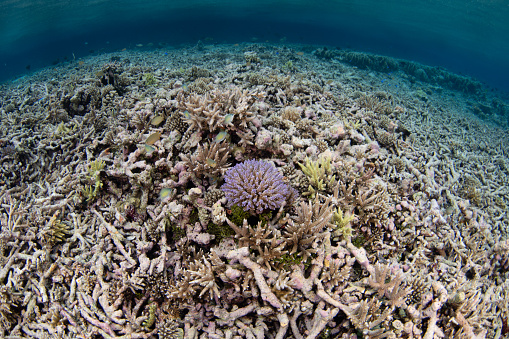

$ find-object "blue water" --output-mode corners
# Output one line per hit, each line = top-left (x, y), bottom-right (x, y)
(1, 0), (508, 93)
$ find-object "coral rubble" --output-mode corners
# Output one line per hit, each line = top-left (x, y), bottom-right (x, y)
(0, 42), (508, 339)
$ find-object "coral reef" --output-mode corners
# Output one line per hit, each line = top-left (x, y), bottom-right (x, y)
(314, 48), (484, 94)
(0, 42), (507, 339)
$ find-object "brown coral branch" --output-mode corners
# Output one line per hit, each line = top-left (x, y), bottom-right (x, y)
(93, 209), (136, 266)
(314, 278), (347, 311)
(455, 311), (487, 339)
(306, 302), (340, 339)
(227, 247), (283, 310)
(180, 141), (230, 178)
(214, 303), (258, 326)
(275, 312), (289, 339)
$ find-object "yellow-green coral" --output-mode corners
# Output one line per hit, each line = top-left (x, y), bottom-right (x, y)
(282, 60), (295, 72)
(298, 156), (336, 197)
(52, 122), (77, 138)
(88, 159), (105, 177)
(42, 211), (70, 245)
(142, 303), (157, 329)
(82, 184), (100, 202)
(143, 73), (157, 86)
(344, 119), (362, 130)
(332, 207), (355, 239)
(81, 159), (105, 202)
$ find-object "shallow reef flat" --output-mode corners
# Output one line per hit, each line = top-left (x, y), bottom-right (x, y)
(0, 42), (508, 338)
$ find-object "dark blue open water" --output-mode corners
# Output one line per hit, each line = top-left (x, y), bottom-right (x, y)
(1, 0), (508, 93)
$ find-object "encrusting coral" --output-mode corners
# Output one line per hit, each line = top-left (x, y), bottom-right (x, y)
(0, 42), (507, 339)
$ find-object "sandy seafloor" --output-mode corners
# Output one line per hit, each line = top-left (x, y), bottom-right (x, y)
(0, 42), (508, 339)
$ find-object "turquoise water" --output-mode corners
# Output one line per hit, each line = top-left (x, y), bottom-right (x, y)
(1, 0), (508, 92)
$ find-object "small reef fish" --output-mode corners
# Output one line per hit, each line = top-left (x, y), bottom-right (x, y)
(159, 188), (173, 200)
(183, 110), (191, 119)
(206, 158), (217, 168)
(215, 130), (228, 143)
(151, 115), (165, 126)
(144, 144), (155, 154)
(146, 132), (161, 145)
(224, 114), (234, 125)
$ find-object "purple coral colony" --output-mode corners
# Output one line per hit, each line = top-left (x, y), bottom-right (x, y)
(0, 42), (508, 339)
(222, 159), (297, 214)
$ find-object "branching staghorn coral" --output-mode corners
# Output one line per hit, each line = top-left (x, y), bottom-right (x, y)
(180, 141), (230, 178)
(282, 196), (334, 263)
(298, 156), (336, 197)
(368, 264), (408, 301)
(185, 255), (222, 302)
(333, 161), (394, 235)
(177, 86), (262, 133)
(357, 93), (390, 114)
(225, 217), (285, 270)
(342, 298), (395, 338)
(280, 106), (302, 122)
(0, 285), (22, 331)
(81, 158), (105, 202)
(40, 210), (71, 246)
(164, 197), (376, 337)
(332, 207), (355, 240)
